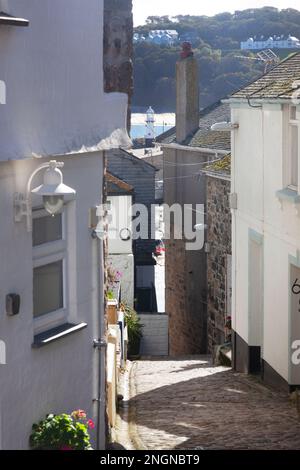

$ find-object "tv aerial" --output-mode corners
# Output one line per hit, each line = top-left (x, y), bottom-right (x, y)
(235, 49), (280, 73)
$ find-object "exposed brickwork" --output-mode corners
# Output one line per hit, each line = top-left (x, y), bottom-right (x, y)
(206, 176), (231, 353)
(103, 0), (133, 130)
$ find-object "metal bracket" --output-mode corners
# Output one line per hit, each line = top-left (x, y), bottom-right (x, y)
(229, 192), (238, 210)
(14, 193), (28, 223)
(93, 338), (107, 349)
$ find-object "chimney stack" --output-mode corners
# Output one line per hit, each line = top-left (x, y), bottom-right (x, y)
(176, 43), (199, 143)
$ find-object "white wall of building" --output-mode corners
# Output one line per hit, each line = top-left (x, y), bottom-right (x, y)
(108, 195), (134, 306)
(0, 0), (129, 161)
(0, 152), (104, 449)
(108, 254), (134, 307)
(231, 101), (300, 383)
(107, 195), (132, 255)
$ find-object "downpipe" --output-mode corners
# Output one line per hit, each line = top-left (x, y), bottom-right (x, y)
(94, 235), (107, 450)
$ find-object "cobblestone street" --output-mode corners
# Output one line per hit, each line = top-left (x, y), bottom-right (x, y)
(117, 356), (300, 450)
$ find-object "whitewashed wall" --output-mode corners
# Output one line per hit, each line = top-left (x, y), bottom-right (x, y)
(0, 153), (104, 449)
(0, 0), (129, 161)
(108, 254), (134, 307)
(232, 102), (300, 383)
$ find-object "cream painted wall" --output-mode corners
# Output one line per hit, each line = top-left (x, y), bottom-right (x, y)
(0, 152), (104, 448)
(232, 101), (300, 383)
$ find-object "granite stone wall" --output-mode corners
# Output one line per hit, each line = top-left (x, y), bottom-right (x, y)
(206, 176), (232, 353)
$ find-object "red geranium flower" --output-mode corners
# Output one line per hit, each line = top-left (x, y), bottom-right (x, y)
(88, 419), (95, 430)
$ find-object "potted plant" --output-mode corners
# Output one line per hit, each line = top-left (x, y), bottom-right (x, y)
(107, 264), (122, 302)
(121, 302), (143, 358)
(29, 410), (95, 450)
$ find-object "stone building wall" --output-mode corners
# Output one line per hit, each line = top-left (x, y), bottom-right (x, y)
(206, 175), (232, 353)
(164, 146), (208, 356)
(103, 0), (133, 130)
(166, 238), (207, 355)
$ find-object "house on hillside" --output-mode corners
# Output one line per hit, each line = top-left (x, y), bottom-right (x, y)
(241, 35), (300, 50)
(158, 48), (231, 355)
(226, 52), (300, 391)
(0, 0), (131, 449)
(134, 30), (179, 47)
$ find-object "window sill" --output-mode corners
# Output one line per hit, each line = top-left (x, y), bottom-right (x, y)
(276, 188), (300, 204)
(32, 322), (88, 349)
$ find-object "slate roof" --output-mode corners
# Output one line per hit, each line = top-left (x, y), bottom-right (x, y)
(156, 101), (231, 151)
(231, 52), (300, 100)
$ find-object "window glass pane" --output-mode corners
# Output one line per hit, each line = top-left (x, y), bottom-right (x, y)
(290, 106), (297, 120)
(32, 214), (62, 247)
(33, 261), (63, 317)
(291, 124), (298, 187)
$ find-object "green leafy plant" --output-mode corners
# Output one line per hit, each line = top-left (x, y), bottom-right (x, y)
(107, 290), (115, 300)
(29, 410), (95, 450)
(121, 302), (143, 357)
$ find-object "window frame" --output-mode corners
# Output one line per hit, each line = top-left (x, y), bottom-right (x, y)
(284, 105), (299, 192)
(32, 208), (68, 335)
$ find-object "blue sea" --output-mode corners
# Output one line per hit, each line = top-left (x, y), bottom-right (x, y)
(131, 124), (173, 139)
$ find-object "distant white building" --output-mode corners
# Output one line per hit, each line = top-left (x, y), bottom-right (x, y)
(241, 34), (300, 50)
(134, 30), (178, 46)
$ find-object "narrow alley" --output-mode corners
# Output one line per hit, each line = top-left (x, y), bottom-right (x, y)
(116, 357), (300, 450)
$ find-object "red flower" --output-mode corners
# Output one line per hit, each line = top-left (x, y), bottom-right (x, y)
(88, 419), (95, 430)
(60, 445), (73, 451)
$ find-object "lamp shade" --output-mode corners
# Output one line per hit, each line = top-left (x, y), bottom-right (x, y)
(31, 162), (76, 215)
(31, 166), (76, 198)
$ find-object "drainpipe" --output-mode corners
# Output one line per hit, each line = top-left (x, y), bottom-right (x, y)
(92, 155), (108, 450)
(96, 235), (107, 450)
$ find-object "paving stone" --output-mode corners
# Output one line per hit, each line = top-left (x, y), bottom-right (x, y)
(125, 356), (300, 450)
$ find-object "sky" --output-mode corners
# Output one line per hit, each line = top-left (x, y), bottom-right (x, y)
(133, 0), (300, 25)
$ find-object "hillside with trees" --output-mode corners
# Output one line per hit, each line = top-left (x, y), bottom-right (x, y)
(133, 7), (300, 111)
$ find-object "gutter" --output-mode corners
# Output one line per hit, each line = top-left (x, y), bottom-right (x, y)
(160, 142), (229, 155)
(201, 170), (231, 182)
(222, 97), (295, 105)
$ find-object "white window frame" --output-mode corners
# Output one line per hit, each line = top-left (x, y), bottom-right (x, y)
(283, 104), (300, 192)
(32, 208), (68, 335)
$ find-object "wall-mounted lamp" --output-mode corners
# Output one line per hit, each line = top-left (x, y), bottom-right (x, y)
(89, 206), (106, 240)
(14, 160), (76, 232)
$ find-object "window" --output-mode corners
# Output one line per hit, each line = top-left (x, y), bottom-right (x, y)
(285, 105), (299, 190)
(33, 261), (63, 317)
(32, 209), (67, 331)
